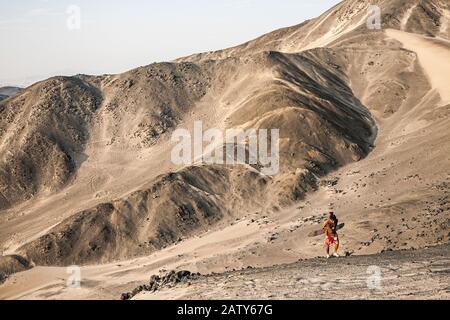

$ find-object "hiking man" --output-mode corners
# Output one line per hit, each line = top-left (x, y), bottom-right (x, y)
(323, 211), (340, 258)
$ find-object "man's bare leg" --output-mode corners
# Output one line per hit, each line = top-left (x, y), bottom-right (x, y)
(334, 242), (339, 253)
(326, 243), (330, 258)
(333, 242), (340, 257)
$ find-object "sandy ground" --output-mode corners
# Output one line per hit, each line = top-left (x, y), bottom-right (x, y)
(136, 245), (450, 300)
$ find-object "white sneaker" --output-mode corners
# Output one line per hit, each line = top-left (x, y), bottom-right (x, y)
(333, 253), (340, 257)
(326, 254), (330, 259)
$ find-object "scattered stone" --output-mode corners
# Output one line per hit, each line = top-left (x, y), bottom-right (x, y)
(120, 270), (202, 300)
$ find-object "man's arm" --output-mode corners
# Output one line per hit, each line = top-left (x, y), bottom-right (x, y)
(322, 220), (330, 232)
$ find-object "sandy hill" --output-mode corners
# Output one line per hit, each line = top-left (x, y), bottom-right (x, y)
(0, 0), (449, 299)
(178, 0), (449, 63)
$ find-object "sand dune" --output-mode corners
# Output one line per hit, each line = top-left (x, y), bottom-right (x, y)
(386, 29), (450, 103)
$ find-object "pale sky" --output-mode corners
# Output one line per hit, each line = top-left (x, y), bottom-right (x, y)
(0, 0), (340, 87)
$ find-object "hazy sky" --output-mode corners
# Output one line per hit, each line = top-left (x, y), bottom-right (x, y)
(0, 0), (340, 87)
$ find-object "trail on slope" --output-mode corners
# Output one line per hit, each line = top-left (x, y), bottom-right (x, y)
(386, 29), (450, 103)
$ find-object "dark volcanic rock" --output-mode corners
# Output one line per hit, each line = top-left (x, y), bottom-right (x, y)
(121, 270), (202, 300)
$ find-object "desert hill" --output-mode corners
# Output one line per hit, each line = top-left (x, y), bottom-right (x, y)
(5, 50), (375, 265)
(178, 0), (449, 63)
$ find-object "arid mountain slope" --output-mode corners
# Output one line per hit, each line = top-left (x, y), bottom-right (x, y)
(178, 0), (449, 63)
(12, 51), (375, 265)
(0, 78), (100, 210)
